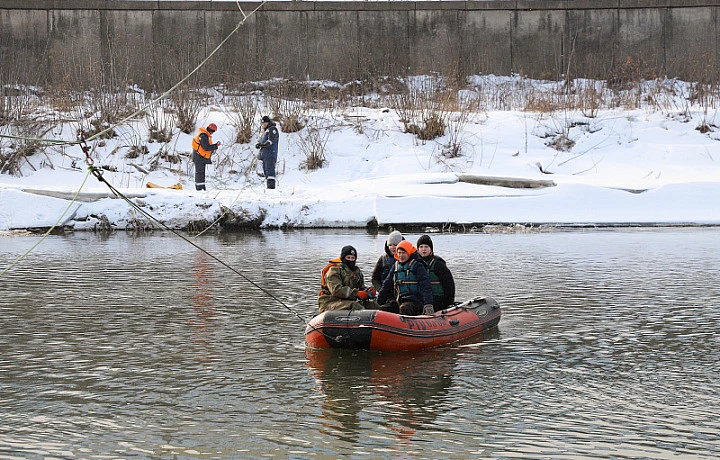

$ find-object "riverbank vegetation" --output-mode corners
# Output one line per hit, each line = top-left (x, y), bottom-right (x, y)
(2, 57), (720, 180)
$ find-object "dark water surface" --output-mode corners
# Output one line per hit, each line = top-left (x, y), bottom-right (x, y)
(1, 229), (719, 459)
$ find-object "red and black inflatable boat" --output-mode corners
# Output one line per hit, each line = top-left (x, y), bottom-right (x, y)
(305, 296), (501, 351)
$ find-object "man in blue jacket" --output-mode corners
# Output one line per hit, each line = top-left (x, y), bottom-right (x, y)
(255, 115), (279, 189)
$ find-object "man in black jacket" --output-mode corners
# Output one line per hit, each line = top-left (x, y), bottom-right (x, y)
(416, 235), (456, 311)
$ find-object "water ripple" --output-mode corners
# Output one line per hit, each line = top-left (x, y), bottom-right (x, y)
(1, 229), (719, 458)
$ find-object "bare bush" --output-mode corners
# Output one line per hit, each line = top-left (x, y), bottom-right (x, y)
(264, 81), (307, 133)
(0, 122), (54, 176)
(390, 88), (422, 133)
(1, 84), (39, 124)
(441, 92), (473, 158)
(224, 95), (259, 144)
(126, 144), (149, 160)
(148, 144), (183, 171)
(146, 103), (175, 143)
(417, 114), (446, 140)
(80, 88), (138, 140)
(118, 127), (149, 160)
(685, 52), (720, 132)
(547, 133), (575, 152)
(574, 80), (602, 118)
(297, 124), (330, 171)
(389, 77), (456, 141)
(280, 114), (303, 133)
(77, 118), (116, 140)
(169, 86), (205, 134)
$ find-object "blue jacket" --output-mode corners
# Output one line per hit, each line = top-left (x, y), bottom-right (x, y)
(258, 121), (279, 160)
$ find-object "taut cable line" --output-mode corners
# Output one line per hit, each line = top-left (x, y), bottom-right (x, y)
(84, 155), (315, 329)
(1, 2), (335, 341)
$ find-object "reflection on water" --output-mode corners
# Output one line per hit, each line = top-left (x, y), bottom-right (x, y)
(1, 229), (719, 458)
(189, 251), (217, 364)
(305, 346), (459, 445)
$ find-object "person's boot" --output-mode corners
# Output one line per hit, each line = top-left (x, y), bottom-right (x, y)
(266, 177), (276, 189)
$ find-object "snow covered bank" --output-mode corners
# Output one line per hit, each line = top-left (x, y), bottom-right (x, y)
(2, 78), (720, 231)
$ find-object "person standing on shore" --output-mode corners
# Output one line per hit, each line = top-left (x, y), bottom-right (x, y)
(255, 115), (280, 189)
(191, 123), (221, 191)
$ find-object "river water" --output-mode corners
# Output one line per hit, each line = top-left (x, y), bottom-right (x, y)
(1, 229), (719, 459)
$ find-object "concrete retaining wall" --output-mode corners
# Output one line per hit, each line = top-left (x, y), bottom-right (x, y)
(1, 0), (719, 88)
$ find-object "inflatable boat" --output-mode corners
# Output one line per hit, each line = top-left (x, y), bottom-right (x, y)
(305, 296), (500, 351)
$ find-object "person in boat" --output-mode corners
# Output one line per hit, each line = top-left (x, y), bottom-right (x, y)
(416, 234), (456, 311)
(371, 230), (404, 290)
(376, 240), (434, 316)
(318, 245), (378, 312)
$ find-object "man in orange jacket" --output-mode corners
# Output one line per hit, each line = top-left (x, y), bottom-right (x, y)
(191, 123), (221, 191)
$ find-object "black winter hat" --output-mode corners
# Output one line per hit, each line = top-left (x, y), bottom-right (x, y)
(261, 115), (272, 124)
(416, 235), (433, 251)
(340, 245), (357, 260)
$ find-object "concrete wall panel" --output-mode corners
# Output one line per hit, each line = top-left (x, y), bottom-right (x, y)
(2, 2), (720, 86)
(412, 10), (461, 75)
(0, 10), (49, 84)
(566, 9), (617, 79)
(664, 7), (718, 78)
(460, 10), (512, 76)
(100, 10), (154, 89)
(48, 9), (101, 88)
(511, 10), (565, 79)
(206, 10), (257, 84)
(152, 10), (205, 87)
(358, 11), (411, 77)
(307, 11), (358, 81)
(617, 8), (665, 77)
(256, 11), (308, 80)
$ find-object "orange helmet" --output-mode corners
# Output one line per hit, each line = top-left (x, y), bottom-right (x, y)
(207, 123), (217, 132)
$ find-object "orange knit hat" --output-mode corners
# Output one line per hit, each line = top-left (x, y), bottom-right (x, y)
(395, 240), (416, 258)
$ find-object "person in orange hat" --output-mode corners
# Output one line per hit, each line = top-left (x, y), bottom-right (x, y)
(191, 123), (221, 191)
(376, 240), (434, 316)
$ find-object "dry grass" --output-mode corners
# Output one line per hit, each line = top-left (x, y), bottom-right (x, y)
(4, 52), (720, 179)
(169, 86), (206, 134)
(224, 95), (259, 144)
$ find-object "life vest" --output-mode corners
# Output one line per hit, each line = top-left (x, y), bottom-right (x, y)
(192, 127), (214, 159)
(424, 257), (445, 297)
(320, 258), (359, 295)
(393, 259), (419, 298)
